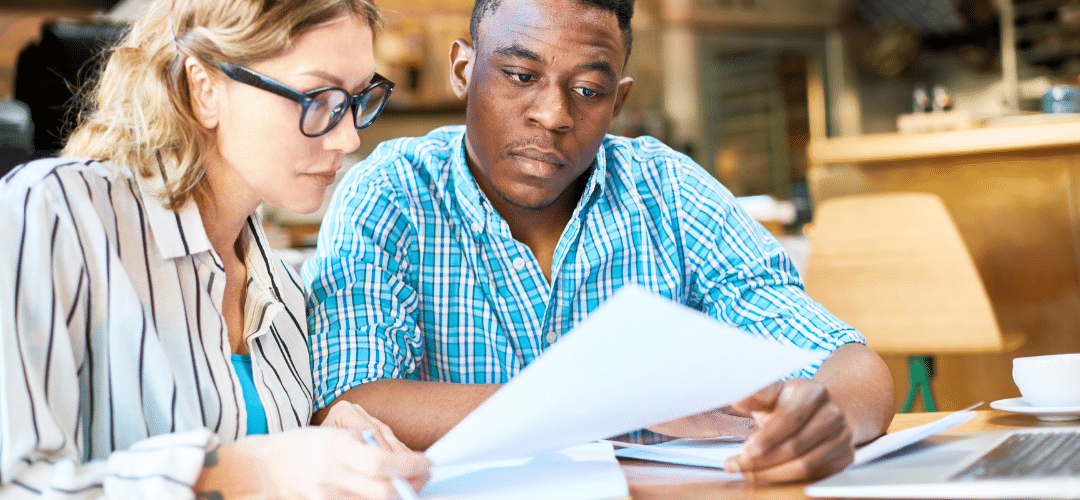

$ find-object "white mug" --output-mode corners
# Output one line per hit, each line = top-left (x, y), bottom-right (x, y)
(1012, 353), (1080, 408)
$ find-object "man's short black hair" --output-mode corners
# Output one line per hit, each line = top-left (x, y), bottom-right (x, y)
(469, 0), (634, 62)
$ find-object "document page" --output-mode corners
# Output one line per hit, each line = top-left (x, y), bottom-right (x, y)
(607, 437), (744, 468)
(851, 403), (981, 467)
(420, 441), (628, 500)
(426, 285), (828, 466)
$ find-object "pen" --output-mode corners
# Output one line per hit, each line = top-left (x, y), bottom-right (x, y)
(360, 429), (422, 500)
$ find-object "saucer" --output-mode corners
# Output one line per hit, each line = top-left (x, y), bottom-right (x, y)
(989, 397), (1080, 421)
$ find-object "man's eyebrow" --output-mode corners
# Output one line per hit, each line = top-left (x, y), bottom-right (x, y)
(494, 43), (543, 63)
(581, 60), (615, 78)
(493, 43), (617, 78)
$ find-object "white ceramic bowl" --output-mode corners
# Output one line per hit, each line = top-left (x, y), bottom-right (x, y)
(1012, 353), (1080, 408)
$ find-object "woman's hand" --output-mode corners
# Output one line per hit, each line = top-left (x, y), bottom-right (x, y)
(321, 402), (413, 453)
(194, 426), (431, 499)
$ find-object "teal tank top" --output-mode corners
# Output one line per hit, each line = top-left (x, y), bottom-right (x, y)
(231, 354), (268, 435)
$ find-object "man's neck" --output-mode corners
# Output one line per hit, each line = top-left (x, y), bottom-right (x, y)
(489, 175), (588, 282)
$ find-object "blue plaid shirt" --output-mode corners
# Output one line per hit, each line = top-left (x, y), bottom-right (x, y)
(303, 125), (863, 412)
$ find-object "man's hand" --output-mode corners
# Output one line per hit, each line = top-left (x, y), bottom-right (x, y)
(722, 379), (854, 484)
(647, 344), (891, 484)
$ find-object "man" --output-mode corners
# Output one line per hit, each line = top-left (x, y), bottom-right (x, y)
(303, 0), (894, 483)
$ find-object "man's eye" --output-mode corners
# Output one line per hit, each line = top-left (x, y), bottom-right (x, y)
(504, 70), (535, 83)
(575, 87), (602, 98)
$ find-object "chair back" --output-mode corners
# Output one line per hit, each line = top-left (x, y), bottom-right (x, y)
(15, 21), (126, 153)
(803, 192), (1005, 354)
(0, 99), (33, 177)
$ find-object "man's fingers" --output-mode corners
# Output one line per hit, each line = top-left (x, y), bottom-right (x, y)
(736, 430), (854, 484)
(729, 382), (784, 415)
(741, 381), (830, 460)
(722, 378), (855, 484)
(733, 402), (849, 472)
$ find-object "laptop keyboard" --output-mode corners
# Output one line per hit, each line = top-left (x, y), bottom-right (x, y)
(953, 430), (1080, 480)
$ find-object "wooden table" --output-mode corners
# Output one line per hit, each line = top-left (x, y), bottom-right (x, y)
(621, 409), (1080, 499)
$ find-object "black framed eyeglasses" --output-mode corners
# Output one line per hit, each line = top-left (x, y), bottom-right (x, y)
(217, 62), (395, 137)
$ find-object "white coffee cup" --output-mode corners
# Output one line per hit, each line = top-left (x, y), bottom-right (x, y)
(1012, 353), (1080, 408)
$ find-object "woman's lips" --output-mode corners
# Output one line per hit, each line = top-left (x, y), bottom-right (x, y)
(304, 171), (338, 186)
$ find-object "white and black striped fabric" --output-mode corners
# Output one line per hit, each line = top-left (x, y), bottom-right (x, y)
(0, 158), (314, 499)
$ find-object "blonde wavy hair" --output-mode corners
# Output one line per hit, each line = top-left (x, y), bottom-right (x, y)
(63, 0), (382, 209)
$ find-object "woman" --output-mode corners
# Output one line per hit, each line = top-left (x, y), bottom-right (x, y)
(0, 0), (429, 498)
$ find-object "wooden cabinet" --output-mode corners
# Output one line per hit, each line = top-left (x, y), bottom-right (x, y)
(808, 119), (1080, 411)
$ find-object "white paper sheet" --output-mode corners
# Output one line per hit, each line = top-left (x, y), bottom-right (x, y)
(426, 285), (828, 466)
(852, 402), (981, 467)
(608, 437), (744, 468)
(420, 441), (628, 500)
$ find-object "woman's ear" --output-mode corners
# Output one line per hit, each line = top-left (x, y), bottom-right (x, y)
(185, 56), (220, 129)
(448, 38), (473, 101)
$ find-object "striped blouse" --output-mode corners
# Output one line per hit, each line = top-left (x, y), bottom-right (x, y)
(0, 158), (313, 499)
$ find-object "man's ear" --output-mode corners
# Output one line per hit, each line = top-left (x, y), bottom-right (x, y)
(449, 38), (474, 101)
(185, 56), (220, 130)
(609, 76), (634, 129)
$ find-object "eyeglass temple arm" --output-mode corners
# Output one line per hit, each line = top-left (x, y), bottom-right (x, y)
(218, 63), (307, 103)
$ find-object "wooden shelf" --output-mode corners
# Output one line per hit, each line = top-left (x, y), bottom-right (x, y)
(808, 116), (1080, 165)
(662, 0), (841, 29)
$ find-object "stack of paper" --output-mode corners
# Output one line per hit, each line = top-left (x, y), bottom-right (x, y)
(419, 285), (828, 498)
(425, 285), (826, 466)
(420, 442), (628, 500)
(608, 437), (744, 468)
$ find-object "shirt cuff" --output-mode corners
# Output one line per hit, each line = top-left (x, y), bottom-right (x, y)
(104, 428), (218, 499)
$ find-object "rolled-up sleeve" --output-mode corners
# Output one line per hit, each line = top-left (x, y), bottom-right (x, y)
(302, 157), (426, 411)
(675, 160), (864, 378)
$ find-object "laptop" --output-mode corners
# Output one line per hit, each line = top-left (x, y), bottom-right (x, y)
(805, 427), (1080, 499)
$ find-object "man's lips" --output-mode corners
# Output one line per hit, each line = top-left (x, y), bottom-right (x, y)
(511, 148), (567, 167)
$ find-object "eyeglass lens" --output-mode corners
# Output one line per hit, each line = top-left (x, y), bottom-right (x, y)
(356, 85), (389, 129)
(300, 84), (390, 136)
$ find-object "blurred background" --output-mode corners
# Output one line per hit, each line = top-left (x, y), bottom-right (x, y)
(3, 0), (1080, 414)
